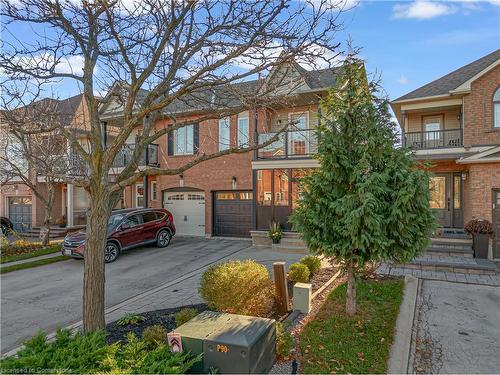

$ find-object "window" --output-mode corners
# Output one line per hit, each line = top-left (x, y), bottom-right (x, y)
(423, 116), (442, 141)
(453, 175), (461, 209)
(135, 184), (144, 207)
(237, 114), (249, 147)
(173, 125), (194, 155)
(151, 181), (157, 201)
(289, 113), (309, 156)
(257, 170), (272, 206)
(274, 169), (289, 206)
(167, 194), (184, 200)
(240, 192), (253, 200)
(143, 211), (158, 223)
(219, 118), (230, 151)
(188, 194), (205, 200)
(429, 176), (446, 209)
(216, 192), (237, 200)
(494, 87), (500, 128)
(123, 214), (142, 227)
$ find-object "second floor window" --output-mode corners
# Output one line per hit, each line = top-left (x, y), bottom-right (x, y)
(219, 118), (230, 151)
(494, 87), (500, 128)
(237, 114), (249, 147)
(174, 124), (194, 155)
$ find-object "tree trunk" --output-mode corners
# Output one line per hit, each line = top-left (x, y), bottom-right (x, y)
(82, 190), (110, 332)
(82, 186), (121, 332)
(41, 183), (56, 246)
(346, 262), (357, 316)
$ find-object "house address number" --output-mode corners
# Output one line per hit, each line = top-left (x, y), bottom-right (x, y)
(216, 344), (229, 353)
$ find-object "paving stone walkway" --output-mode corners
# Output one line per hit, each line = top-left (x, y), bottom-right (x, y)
(377, 255), (500, 286)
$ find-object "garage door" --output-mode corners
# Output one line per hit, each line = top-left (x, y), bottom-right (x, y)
(8, 196), (32, 232)
(214, 191), (252, 237)
(163, 191), (205, 236)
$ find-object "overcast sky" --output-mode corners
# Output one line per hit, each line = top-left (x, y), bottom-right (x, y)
(3, 0), (499, 102)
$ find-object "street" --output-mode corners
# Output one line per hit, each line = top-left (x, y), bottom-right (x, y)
(0, 236), (301, 354)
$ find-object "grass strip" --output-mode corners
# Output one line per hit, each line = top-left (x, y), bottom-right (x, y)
(1, 245), (62, 264)
(300, 278), (404, 374)
(0, 255), (70, 274)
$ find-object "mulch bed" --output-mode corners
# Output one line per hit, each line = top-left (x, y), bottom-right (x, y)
(310, 266), (338, 293)
(105, 303), (207, 345)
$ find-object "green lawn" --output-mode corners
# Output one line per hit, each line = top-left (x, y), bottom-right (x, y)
(1, 244), (62, 264)
(0, 255), (70, 274)
(300, 278), (404, 374)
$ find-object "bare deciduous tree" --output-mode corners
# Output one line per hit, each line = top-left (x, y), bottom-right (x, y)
(1, 0), (349, 331)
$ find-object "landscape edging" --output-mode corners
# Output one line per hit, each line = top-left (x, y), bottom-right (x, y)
(387, 274), (420, 374)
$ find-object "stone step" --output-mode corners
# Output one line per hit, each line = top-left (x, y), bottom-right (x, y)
(279, 238), (307, 247)
(406, 256), (497, 275)
(429, 242), (472, 251)
(425, 248), (473, 258)
(271, 243), (308, 254)
(431, 237), (472, 245)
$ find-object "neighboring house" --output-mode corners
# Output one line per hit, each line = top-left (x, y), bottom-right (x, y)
(0, 94), (91, 232)
(100, 59), (345, 239)
(390, 49), (500, 257)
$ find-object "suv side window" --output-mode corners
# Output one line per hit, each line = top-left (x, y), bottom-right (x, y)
(123, 214), (142, 227)
(142, 212), (158, 223)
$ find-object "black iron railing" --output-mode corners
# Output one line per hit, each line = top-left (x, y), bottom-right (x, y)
(256, 129), (317, 159)
(403, 129), (462, 149)
(112, 143), (159, 168)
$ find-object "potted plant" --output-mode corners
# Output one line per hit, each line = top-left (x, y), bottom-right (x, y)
(268, 222), (282, 244)
(55, 215), (67, 228)
(464, 218), (494, 259)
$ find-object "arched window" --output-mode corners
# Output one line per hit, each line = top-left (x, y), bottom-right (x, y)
(494, 87), (500, 128)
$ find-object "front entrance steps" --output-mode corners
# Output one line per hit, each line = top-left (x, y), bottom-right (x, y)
(250, 231), (308, 254)
(426, 237), (473, 258)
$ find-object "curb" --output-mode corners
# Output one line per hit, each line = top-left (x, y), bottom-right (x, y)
(0, 252), (63, 269)
(387, 275), (420, 374)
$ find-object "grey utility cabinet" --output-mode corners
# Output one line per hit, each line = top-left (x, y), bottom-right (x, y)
(174, 311), (276, 374)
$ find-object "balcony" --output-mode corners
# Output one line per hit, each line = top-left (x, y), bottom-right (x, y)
(403, 129), (462, 150)
(112, 143), (159, 168)
(256, 129), (317, 159)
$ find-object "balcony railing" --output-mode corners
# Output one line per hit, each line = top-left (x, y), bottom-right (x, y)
(256, 129), (318, 159)
(403, 129), (462, 149)
(112, 143), (159, 168)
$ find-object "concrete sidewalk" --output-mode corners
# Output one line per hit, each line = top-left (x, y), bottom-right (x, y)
(410, 279), (500, 374)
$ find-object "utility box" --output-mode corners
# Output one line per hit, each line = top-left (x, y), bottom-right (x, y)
(293, 282), (312, 313)
(174, 311), (276, 374)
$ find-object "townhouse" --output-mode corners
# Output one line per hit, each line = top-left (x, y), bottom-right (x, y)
(100, 60), (342, 240)
(0, 94), (91, 234)
(391, 49), (500, 258)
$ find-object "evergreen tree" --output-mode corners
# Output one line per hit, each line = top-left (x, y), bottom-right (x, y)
(290, 59), (436, 315)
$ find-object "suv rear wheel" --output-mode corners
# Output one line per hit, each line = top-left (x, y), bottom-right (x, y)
(104, 242), (120, 263)
(156, 230), (171, 248)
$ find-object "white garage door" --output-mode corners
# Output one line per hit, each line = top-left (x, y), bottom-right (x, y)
(163, 191), (205, 236)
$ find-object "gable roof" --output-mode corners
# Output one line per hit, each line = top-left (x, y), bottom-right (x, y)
(100, 62), (342, 119)
(394, 49), (500, 102)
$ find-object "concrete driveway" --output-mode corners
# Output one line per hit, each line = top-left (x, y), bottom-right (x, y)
(1, 236), (302, 354)
(412, 279), (500, 374)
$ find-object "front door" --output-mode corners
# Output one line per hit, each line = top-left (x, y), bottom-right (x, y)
(429, 174), (452, 227)
(493, 190), (500, 259)
(429, 173), (464, 228)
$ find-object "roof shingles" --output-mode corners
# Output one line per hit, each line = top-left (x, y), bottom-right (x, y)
(394, 49), (500, 102)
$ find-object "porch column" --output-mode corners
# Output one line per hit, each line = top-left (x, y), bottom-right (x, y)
(401, 110), (406, 147)
(66, 183), (74, 227)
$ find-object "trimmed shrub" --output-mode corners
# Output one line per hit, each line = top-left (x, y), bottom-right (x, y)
(276, 322), (294, 360)
(142, 325), (167, 348)
(0, 329), (200, 374)
(300, 255), (321, 275)
(175, 308), (198, 327)
(288, 263), (310, 283)
(117, 313), (145, 326)
(199, 260), (273, 317)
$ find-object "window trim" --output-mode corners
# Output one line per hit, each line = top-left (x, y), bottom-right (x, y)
(237, 114), (250, 147)
(218, 117), (231, 151)
(172, 124), (194, 155)
(135, 183), (144, 208)
(493, 86), (500, 129)
(151, 181), (157, 201)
